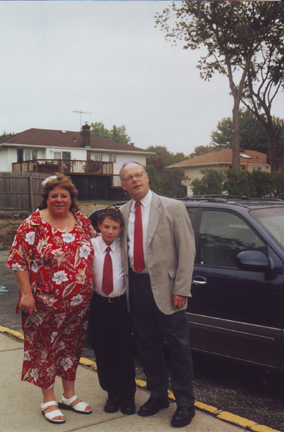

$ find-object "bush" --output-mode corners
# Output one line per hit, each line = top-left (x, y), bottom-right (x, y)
(191, 169), (284, 199)
(224, 170), (257, 197)
(191, 169), (224, 195)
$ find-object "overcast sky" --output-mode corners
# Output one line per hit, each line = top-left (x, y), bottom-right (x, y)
(0, 1), (283, 156)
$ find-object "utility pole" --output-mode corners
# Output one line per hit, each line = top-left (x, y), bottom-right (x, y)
(73, 111), (91, 130)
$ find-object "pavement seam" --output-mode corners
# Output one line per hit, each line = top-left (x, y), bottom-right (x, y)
(0, 326), (281, 432)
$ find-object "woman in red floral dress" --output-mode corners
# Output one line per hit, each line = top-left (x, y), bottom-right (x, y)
(6, 174), (96, 424)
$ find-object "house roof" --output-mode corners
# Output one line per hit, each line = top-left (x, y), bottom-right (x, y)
(168, 148), (269, 168)
(0, 128), (153, 154)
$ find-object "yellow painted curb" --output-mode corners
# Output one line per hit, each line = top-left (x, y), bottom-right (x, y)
(0, 326), (24, 340)
(0, 327), (281, 432)
(135, 379), (147, 388)
(79, 357), (97, 371)
(195, 400), (218, 414)
(249, 425), (282, 432)
(217, 411), (257, 428)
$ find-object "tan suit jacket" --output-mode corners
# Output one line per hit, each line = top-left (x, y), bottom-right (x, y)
(121, 192), (195, 315)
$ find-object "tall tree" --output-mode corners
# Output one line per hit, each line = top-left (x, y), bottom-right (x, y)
(189, 145), (214, 158)
(0, 131), (14, 141)
(211, 110), (268, 153)
(91, 122), (134, 146)
(147, 145), (187, 166)
(155, 1), (284, 170)
(241, 31), (284, 171)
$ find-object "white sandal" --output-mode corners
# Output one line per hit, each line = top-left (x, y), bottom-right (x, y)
(58, 394), (92, 414)
(41, 400), (65, 424)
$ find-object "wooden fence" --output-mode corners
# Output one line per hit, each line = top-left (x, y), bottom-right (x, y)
(0, 173), (46, 213)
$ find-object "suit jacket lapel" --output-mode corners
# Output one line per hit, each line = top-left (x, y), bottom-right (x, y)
(122, 200), (132, 254)
(147, 193), (161, 248)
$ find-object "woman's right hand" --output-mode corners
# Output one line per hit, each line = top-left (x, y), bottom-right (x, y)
(19, 293), (37, 317)
(15, 270), (37, 318)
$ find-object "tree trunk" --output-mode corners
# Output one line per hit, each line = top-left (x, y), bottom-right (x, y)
(232, 101), (241, 171)
(266, 120), (277, 172)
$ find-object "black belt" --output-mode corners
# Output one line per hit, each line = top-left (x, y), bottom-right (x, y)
(93, 291), (125, 304)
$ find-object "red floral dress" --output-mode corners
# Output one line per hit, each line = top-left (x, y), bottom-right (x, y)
(6, 210), (96, 388)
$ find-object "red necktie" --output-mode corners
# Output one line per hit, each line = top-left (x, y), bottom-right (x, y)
(102, 246), (113, 295)
(134, 201), (145, 273)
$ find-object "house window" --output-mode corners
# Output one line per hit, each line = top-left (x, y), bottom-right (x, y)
(32, 150), (37, 160)
(109, 153), (116, 163)
(257, 167), (262, 171)
(54, 152), (61, 159)
(17, 149), (23, 163)
(94, 153), (102, 161)
(24, 149), (31, 161)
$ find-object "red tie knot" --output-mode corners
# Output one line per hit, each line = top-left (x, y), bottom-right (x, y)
(106, 246), (111, 253)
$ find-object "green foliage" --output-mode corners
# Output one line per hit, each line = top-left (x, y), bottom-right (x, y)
(155, 1), (284, 171)
(162, 168), (187, 198)
(211, 118), (233, 148)
(189, 145), (214, 158)
(191, 168), (284, 200)
(211, 110), (268, 152)
(146, 165), (164, 196)
(224, 170), (257, 197)
(90, 122), (111, 140)
(147, 145), (188, 166)
(0, 131), (14, 141)
(91, 122), (134, 146)
(146, 165), (187, 198)
(191, 169), (224, 196)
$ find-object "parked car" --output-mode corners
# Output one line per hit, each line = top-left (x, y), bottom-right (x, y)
(89, 196), (284, 372)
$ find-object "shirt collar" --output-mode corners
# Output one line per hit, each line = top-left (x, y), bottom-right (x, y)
(98, 235), (119, 253)
(131, 189), (152, 211)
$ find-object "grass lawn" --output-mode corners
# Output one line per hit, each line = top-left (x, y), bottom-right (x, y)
(78, 200), (115, 205)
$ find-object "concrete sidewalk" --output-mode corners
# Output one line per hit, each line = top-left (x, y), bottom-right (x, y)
(0, 329), (279, 432)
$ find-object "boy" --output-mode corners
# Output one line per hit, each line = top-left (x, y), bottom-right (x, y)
(88, 207), (136, 415)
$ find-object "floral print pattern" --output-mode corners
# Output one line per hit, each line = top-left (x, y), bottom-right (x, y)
(6, 210), (95, 388)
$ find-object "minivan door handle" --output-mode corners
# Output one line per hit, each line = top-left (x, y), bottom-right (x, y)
(192, 276), (207, 286)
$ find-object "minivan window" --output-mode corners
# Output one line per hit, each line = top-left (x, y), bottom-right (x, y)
(250, 206), (284, 250)
(197, 210), (266, 268)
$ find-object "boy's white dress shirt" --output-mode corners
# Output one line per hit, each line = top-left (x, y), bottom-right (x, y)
(91, 236), (125, 297)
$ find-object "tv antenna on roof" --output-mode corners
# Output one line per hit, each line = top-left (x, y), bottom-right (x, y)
(73, 111), (91, 130)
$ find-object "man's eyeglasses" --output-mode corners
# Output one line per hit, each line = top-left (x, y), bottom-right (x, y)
(123, 172), (145, 183)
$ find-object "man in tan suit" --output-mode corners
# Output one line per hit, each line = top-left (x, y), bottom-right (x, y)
(119, 162), (195, 428)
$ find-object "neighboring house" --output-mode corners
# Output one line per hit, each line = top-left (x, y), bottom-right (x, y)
(167, 148), (271, 196)
(0, 124), (154, 200)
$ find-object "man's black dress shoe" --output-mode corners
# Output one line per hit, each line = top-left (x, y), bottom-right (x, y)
(138, 396), (169, 417)
(171, 406), (195, 428)
(121, 399), (136, 415)
(104, 398), (121, 413)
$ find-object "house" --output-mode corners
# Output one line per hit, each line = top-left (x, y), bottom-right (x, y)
(0, 124), (154, 200)
(167, 148), (271, 196)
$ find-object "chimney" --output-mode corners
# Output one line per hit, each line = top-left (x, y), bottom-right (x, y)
(81, 122), (91, 148)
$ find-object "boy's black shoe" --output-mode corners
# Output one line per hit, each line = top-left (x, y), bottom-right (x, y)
(138, 396), (169, 417)
(121, 399), (136, 415)
(171, 406), (195, 428)
(104, 398), (121, 413)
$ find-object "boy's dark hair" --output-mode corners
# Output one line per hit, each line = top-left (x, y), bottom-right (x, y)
(97, 207), (123, 227)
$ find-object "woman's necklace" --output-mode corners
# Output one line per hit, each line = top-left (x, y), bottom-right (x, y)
(55, 224), (68, 233)
(46, 211), (70, 233)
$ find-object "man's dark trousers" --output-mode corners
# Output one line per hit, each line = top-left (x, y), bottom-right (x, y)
(129, 269), (195, 407)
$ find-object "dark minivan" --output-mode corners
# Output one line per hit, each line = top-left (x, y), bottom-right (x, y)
(89, 197), (284, 372)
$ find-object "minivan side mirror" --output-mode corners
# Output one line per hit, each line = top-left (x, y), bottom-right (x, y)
(236, 250), (269, 272)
